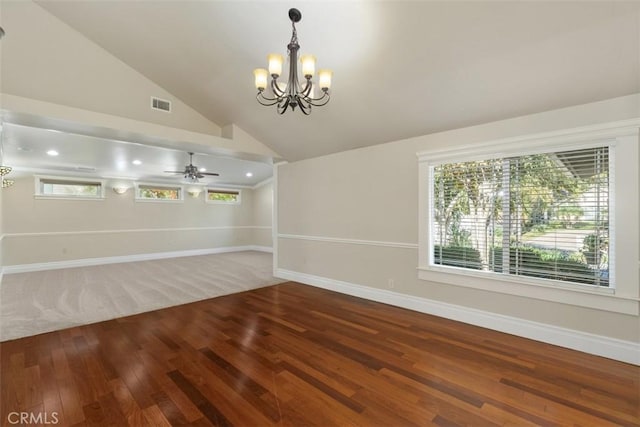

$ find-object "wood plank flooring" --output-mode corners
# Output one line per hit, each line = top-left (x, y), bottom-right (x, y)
(1, 282), (638, 426)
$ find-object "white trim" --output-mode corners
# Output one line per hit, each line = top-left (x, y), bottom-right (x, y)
(252, 177), (273, 190)
(417, 118), (640, 162)
(0, 235), (3, 283)
(33, 195), (106, 201)
(417, 267), (637, 315)
(205, 188), (241, 205)
(250, 245), (273, 253)
(135, 182), (184, 202)
(417, 124), (639, 315)
(274, 268), (640, 366)
(3, 225), (269, 238)
(3, 246), (272, 275)
(273, 161), (287, 276)
(278, 233), (418, 249)
(34, 174), (106, 200)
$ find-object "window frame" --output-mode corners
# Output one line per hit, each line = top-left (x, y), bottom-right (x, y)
(34, 175), (106, 200)
(417, 122), (639, 315)
(134, 182), (184, 203)
(205, 188), (241, 205)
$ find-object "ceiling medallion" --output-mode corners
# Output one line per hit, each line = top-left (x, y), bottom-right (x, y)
(253, 8), (332, 115)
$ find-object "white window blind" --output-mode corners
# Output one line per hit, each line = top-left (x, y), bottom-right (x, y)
(431, 146), (611, 287)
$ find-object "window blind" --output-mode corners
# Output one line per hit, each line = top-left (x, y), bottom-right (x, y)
(431, 146), (610, 287)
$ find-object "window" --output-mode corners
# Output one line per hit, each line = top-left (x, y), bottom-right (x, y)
(431, 147), (610, 287)
(206, 188), (240, 204)
(135, 184), (183, 201)
(417, 123), (639, 315)
(35, 176), (104, 199)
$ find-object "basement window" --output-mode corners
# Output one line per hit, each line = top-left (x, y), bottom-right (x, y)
(35, 176), (105, 200)
(206, 188), (241, 204)
(135, 183), (183, 202)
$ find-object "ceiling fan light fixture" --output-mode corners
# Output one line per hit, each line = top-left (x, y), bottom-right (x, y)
(254, 8), (332, 115)
(0, 165), (12, 176)
(165, 152), (220, 181)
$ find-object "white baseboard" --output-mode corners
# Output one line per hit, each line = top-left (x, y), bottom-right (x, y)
(3, 245), (273, 274)
(275, 268), (640, 366)
(249, 245), (273, 253)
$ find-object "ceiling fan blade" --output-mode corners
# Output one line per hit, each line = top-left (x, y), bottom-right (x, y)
(164, 171), (184, 174)
(199, 172), (220, 176)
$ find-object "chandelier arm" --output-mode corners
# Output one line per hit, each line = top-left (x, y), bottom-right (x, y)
(256, 92), (281, 106)
(297, 98), (311, 115)
(271, 79), (286, 97)
(300, 78), (313, 98)
(277, 97), (290, 114)
(305, 91), (330, 106)
(303, 90), (330, 103)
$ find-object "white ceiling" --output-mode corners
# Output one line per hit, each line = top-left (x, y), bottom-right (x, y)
(1, 0), (638, 181)
(2, 123), (273, 187)
(30, 1), (639, 162)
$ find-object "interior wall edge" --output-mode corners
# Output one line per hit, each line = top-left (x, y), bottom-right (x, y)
(275, 268), (640, 366)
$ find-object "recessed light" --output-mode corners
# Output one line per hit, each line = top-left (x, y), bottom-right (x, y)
(47, 150), (59, 156)
(132, 160), (142, 165)
(245, 172), (253, 177)
(199, 167), (207, 172)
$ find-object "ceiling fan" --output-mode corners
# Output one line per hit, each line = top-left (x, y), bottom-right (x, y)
(164, 152), (219, 181)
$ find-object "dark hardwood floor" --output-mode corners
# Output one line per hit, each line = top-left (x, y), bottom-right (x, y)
(1, 282), (638, 426)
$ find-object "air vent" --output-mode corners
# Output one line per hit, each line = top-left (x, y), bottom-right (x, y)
(151, 97), (171, 112)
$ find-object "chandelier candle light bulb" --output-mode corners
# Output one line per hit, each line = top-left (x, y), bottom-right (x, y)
(318, 69), (332, 90)
(300, 54), (316, 77)
(254, 8), (332, 115)
(254, 69), (268, 90)
(268, 54), (284, 77)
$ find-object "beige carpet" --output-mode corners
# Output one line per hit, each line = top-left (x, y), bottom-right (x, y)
(0, 251), (283, 342)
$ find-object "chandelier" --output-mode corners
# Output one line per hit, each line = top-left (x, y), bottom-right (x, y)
(253, 8), (332, 115)
(0, 165), (13, 188)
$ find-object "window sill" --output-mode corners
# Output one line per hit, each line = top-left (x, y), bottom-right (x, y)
(34, 195), (105, 201)
(417, 266), (639, 315)
(205, 201), (241, 205)
(134, 198), (184, 203)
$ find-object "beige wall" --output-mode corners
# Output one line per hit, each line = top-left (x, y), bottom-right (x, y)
(0, 1), (279, 268)
(276, 94), (640, 343)
(252, 180), (273, 248)
(2, 175), (272, 266)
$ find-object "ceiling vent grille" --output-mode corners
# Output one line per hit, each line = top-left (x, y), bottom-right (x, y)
(151, 97), (171, 113)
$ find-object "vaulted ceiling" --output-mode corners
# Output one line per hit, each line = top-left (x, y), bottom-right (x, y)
(7, 1), (640, 163)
